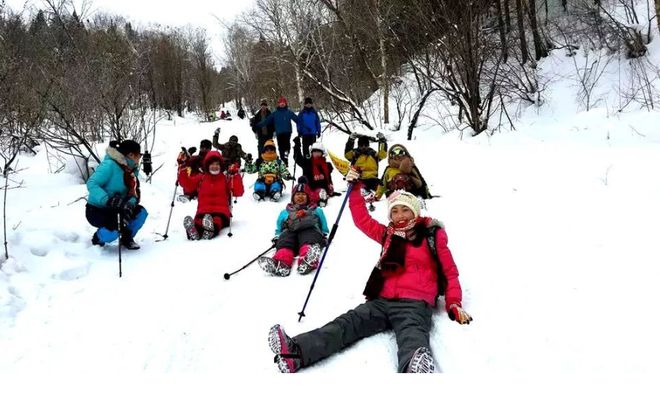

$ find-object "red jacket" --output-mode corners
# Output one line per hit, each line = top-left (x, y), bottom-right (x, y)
(349, 182), (463, 310)
(178, 151), (244, 218)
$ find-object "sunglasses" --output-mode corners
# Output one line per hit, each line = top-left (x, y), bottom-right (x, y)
(390, 147), (408, 157)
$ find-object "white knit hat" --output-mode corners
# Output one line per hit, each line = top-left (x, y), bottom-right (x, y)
(309, 142), (325, 155)
(387, 190), (421, 220)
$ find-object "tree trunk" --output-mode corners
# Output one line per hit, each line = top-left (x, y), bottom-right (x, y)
(496, 0), (509, 63)
(516, 0), (529, 64)
(3, 171), (9, 261)
(656, 0), (660, 35)
(526, 0), (548, 60)
(562, 0), (567, 12)
(294, 63), (304, 106)
(379, 24), (389, 124)
(503, 0), (512, 32)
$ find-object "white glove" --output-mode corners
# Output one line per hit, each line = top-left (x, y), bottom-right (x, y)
(345, 167), (361, 183)
(376, 132), (385, 140)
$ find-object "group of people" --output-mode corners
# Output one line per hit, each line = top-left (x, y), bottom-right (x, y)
(83, 97), (469, 374)
(249, 96), (322, 166)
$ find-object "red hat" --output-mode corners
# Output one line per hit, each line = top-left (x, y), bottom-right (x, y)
(202, 151), (223, 172)
(291, 176), (313, 204)
(278, 96), (287, 105)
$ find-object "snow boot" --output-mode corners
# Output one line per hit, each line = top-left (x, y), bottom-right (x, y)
(91, 232), (105, 247)
(268, 324), (302, 373)
(258, 256), (291, 277)
(406, 347), (435, 373)
(317, 189), (328, 208)
(183, 216), (200, 240)
(253, 192), (265, 201)
(120, 235), (140, 250)
(270, 191), (282, 202)
(297, 244), (322, 275)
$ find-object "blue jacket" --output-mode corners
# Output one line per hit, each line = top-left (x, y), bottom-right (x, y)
(256, 106), (298, 135)
(274, 206), (329, 236)
(297, 107), (321, 136)
(87, 147), (139, 208)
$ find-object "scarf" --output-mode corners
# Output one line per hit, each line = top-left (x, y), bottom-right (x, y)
(121, 163), (140, 203)
(311, 156), (330, 183)
(377, 217), (428, 271)
(262, 151), (277, 162)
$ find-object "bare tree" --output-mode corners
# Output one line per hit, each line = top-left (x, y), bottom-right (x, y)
(516, 0), (530, 64)
(191, 28), (215, 120)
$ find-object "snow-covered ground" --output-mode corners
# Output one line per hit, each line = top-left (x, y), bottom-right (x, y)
(2, 50), (660, 400)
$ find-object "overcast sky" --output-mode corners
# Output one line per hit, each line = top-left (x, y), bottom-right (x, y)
(4, 0), (255, 62)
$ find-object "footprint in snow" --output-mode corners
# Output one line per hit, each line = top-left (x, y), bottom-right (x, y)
(53, 263), (91, 281)
(29, 246), (49, 257)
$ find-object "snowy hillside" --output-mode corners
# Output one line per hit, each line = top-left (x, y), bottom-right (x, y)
(2, 44), (660, 393)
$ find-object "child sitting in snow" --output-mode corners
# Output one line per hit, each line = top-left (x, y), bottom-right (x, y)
(376, 144), (431, 200)
(258, 177), (329, 277)
(244, 139), (292, 201)
(292, 136), (334, 207)
(344, 133), (388, 192)
(179, 151), (244, 240)
(266, 167), (471, 373)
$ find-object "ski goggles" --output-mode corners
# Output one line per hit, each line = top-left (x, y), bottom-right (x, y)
(389, 147), (408, 157)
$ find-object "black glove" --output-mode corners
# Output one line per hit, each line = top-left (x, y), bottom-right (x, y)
(293, 136), (301, 145)
(285, 175), (295, 181)
(106, 194), (124, 210)
(271, 236), (279, 245)
(245, 153), (253, 163)
(122, 201), (138, 223)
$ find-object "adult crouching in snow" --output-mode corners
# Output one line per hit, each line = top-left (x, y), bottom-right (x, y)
(86, 140), (148, 250)
(267, 167), (471, 373)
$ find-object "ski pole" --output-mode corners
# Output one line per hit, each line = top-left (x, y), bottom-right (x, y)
(227, 172), (234, 238)
(223, 244), (276, 280)
(298, 183), (354, 322)
(157, 180), (178, 241)
(291, 159), (297, 193)
(117, 212), (123, 278)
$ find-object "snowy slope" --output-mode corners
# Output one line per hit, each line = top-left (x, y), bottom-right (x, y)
(1, 106), (659, 377)
(3, 41), (660, 381)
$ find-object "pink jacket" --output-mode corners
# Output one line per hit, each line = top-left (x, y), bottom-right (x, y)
(349, 183), (463, 310)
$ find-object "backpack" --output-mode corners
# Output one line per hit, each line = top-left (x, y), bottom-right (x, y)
(426, 226), (448, 297)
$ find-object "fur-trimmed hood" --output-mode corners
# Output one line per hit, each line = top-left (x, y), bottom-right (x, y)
(106, 146), (129, 167)
(106, 146), (139, 172)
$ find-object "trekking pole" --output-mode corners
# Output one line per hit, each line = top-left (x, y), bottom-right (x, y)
(117, 212), (123, 278)
(227, 172), (234, 238)
(291, 159), (297, 193)
(223, 244), (276, 280)
(298, 183), (354, 322)
(157, 180), (178, 241)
